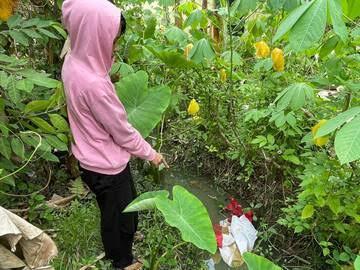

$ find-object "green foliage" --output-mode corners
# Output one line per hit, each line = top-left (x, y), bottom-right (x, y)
(2, 0), (359, 268)
(334, 115), (360, 164)
(274, 83), (314, 111)
(164, 26), (188, 44)
(328, 0), (348, 43)
(0, 10), (68, 189)
(289, 0), (327, 51)
(317, 107), (360, 164)
(155, 186), (217, 254)
(274, 0), (351, 51)
(124, 185), (217, 254)
(301, 204), (314, 219)
(3, 15), (61, 46)
(189, 38), (216, 64)
(146, 46), (195, 68)
(355, 256), (360, 270)
(124, 190), (169, 212)
(51, 201), (103, 269)
(115, 71), (171, 138)
(272, 2), (314, 43)
(243, 252), (282, 270)
(278, 153), (360, 265)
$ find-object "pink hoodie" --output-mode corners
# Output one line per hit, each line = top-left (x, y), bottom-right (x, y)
(61, 0), (156, 175)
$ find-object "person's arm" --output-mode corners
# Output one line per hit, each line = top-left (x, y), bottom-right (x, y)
(82, 83), (157, 161)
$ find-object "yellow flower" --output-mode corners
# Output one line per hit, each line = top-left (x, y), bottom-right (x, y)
(0, 0), (17, 22)
(187, 99), (199, 116)
(311, 120), (329, 147)
(220, 69), (227, 83)
(254, 41), (270, 58)
(271, 48), (285, 72)
(184, 43), (193, 60)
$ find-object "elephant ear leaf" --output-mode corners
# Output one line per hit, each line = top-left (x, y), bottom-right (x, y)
(354, 256), (360, 270)
(115, 71), (171, 138)
(155, 185), (217, 254)
(123, 190), (169, 213)
(243, 252), (282, 270)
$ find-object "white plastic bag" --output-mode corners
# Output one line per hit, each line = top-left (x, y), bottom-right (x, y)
(217, 215), (258, 267)
(230, 215), (258, 254)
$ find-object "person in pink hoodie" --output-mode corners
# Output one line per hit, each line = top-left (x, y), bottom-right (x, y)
(61, 0), (165, 269)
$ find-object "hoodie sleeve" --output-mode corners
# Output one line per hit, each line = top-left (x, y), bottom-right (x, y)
(81, 83), (156, 161)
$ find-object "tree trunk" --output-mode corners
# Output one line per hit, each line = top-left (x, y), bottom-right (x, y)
(175, 0), (182, 28)
(202, 0), (208, 10)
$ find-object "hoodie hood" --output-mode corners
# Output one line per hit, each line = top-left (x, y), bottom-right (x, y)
(62, 0), (120, 75)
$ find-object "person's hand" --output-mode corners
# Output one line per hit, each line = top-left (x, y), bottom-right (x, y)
(151, 153), (169, 168)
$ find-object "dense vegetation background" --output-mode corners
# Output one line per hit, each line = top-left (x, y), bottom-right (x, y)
(0, 0), (359, 269)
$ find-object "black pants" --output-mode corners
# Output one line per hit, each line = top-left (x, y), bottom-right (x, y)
(80, 164), (138, 268)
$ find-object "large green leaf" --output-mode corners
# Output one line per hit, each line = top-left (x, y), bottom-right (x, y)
(116, 71), (171, 138)
(49, 114), (69, 132)
(274, 83), (314, 111)
(289, 0), (327, 51)
(38, 28), (59, 39)
(44, 135), (68, 151)
(22, 18), (41, 28)
(184, 10), (207, 29)
(0, 170), (15, 186)
(355, 256), (360, 270)
(165, 26), (188, 44)
(189, 38), (216, 64)
(0, 71), (9, 89)
(16, 79), (34, 93)
(243, 252), (282, 270)
(273, 1), (314, 42)
(7, 15), (22, 29)
(7, 76), (21, 104)
(319, 35), (339, 59)
(144, 17), (157, 39)
(9, 30), (29, 46)
(30, 117), (56, 134)
(316, 107), (360, 137)
(24, 100), (51, 113)
(155, 185), (217, 254)
(11, 138), (25, 159)
(0, 137), (11, 159)
(123, 190), (169, 212)
(19, 70), (60, 88)
(236, 0), (259, 16)
(146, 47), (196, 68)
(0, 54), (27, 67)
(347, 0), (360, 19)
(21, 29), (42, 39)
(41, 151), (60, 162)
(328, 0), (348, 43)
(301, 204), (315, 219)
(221, 51), (242, 66)
(334, 115), (360, 164)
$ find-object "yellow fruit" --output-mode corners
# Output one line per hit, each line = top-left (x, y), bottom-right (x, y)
(254, 41), (270, 58)
(220, 69), (227, 83)
(187, 99), (199, 116)
(0, 0), (17, 21)
(271, 48), (285, 72)
(184, 43), (193, 60)
(311, 120), (329, 147)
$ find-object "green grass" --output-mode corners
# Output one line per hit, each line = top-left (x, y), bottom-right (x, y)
(51, 199), (111, 269)
(50, 198), (207, 270)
